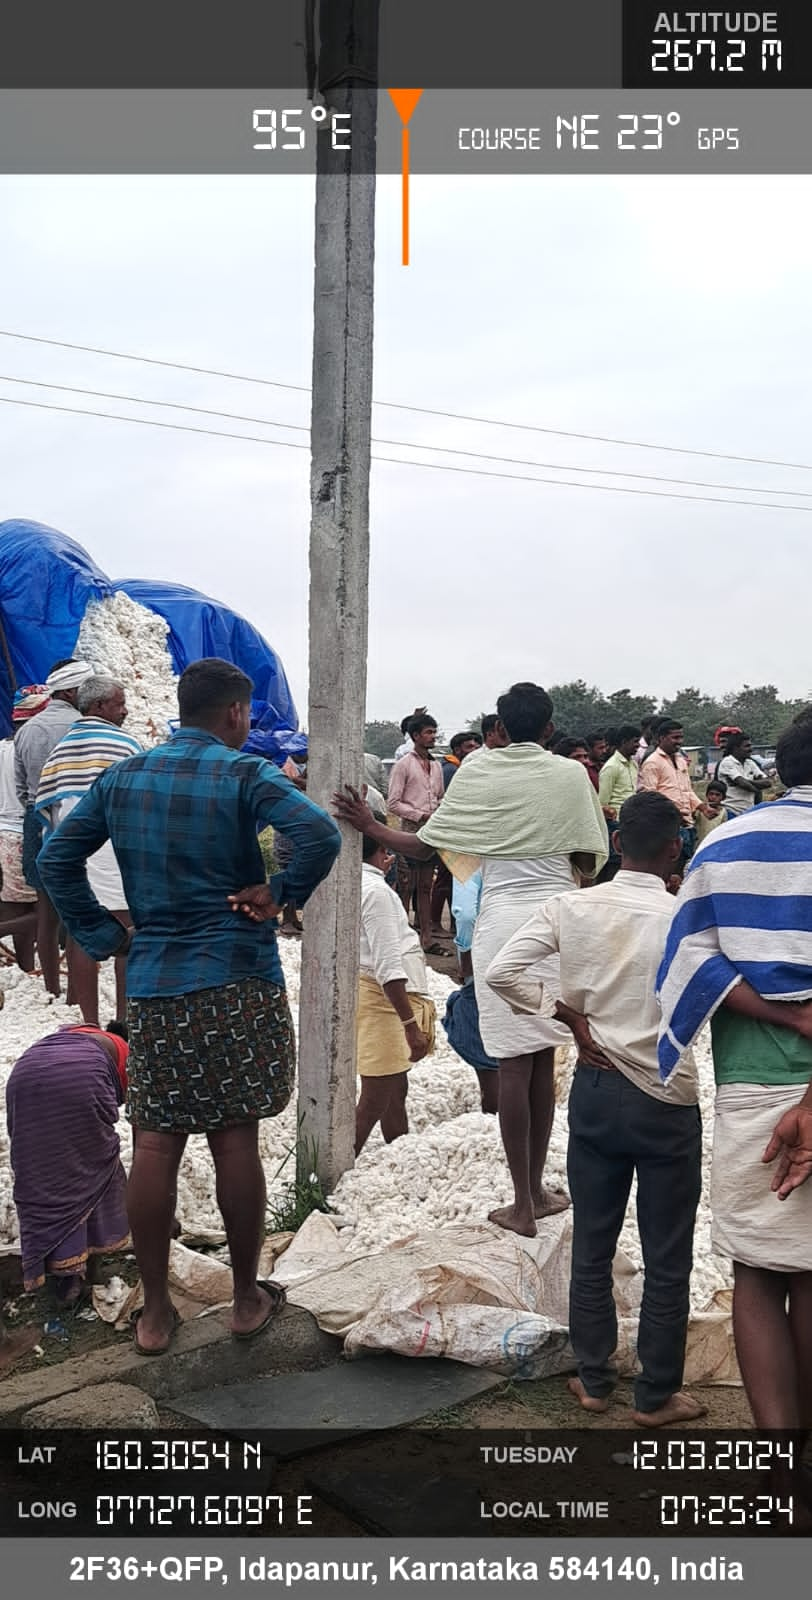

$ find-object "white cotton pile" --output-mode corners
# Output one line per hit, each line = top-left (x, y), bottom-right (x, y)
(76, 592), (178, 749)
(0, 940), (729, 1314)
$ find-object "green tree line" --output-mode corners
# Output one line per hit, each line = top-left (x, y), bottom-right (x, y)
(365, 682), (811, 758)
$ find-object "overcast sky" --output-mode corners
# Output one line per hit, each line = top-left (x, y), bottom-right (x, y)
(1, 173), (810, 734)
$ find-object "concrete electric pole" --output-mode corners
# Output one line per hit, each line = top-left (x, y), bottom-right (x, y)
(297, 0), (379, 1187)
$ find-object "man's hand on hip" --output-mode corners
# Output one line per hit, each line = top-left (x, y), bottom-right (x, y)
(228, 885), (282, 923)
(763, 1103), (812, 1199)
(554, 1001), (615, 1070)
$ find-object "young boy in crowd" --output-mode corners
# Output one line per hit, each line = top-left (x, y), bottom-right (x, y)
(485, 791), (706, 1427)
(694, 778), (729, 846)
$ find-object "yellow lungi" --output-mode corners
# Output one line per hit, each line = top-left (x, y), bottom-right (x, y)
(356, 974), (436, 1077)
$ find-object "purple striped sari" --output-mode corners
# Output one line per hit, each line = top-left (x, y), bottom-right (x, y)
(6, 1029), (129, 1291)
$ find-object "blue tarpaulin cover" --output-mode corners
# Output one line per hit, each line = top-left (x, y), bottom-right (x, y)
(0, 523), (302, 763)
(116, 579), (302, 763)
(0, 520), (112, 734)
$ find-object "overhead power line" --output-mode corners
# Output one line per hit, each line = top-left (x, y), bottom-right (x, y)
(0, 327), (809, 473)
(1, 392), (810, 514)
(0, 372), (809, 501)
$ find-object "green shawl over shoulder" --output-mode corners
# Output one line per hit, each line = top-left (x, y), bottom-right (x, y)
(418, 743), (608, 882)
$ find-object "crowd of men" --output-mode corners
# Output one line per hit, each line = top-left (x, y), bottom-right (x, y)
(1, 664), (811, 1463)
(338, 692), (812, 1447)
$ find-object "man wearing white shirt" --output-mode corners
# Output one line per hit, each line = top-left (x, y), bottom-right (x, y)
(485, 791), (705, 1429)
(356, 829), (436, 1153)
(715, 732), (770, 816)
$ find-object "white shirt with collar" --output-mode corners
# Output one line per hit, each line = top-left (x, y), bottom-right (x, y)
(485, 869), (697, 1104)
(360, 862), (429, 997)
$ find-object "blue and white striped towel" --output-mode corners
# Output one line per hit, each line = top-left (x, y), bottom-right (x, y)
(656, 791), (812, 1081)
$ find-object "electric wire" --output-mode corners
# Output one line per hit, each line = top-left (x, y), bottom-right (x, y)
(1, 328), (809, 472)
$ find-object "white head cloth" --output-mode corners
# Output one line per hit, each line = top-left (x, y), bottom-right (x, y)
(45, 660), (95, 693)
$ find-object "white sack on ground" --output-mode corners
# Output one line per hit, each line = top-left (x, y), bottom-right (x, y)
(274, 1212), (740, 1384)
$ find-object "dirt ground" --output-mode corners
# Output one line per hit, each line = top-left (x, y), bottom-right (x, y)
(0, 1250), (141, 1376)
(419, 1375), (753, 1429)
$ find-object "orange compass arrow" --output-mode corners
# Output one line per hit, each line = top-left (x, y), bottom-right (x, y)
(387, 90), (424, 265)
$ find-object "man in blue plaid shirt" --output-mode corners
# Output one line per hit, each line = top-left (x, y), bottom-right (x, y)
(39, 658), (341, 1354)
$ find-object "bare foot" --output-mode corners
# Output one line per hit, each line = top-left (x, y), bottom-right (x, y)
(488, 1204), (537, 1238)
(567, 1376), (610, 1413)
(533, 1187), (571, 1218)
(0, 1325), (41, 1376)
(631, 1391), (708, 1427)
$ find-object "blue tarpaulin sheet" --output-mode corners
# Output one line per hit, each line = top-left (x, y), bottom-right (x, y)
(0, 520), (112, 734)
(0, 524), (301, 763)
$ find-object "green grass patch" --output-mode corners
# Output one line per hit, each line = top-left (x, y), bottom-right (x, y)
(267, 1119), (331, 1233)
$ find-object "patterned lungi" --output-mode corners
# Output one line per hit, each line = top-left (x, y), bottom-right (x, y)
(0, 830), (37, 903)
(126, 977), (296, 1134)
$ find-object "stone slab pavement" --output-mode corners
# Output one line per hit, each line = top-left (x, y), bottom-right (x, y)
(2, 1305), (339, 1425)
(168, 1354), (504, 1446)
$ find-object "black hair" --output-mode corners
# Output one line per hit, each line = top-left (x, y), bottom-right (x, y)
(400, 706), (427, 736)
(723, 731), (750, 757)
(554, 736), (588, 758)
(496, 682), (553, 744)
(615, 723), (642, 744)
(776, 719), (812, 787)
(469, 731), (483, 746)
(177, 658), (253, 724)
(362, 814), (388, 861)
(48, 657), (77, 674)
(449, 731), (471, 755)
(640, 714), (656, 733)
(605, 727), (619, 748)
(585, 731), (606, 748)
(408, 713), (437, 738)
(480, 714), (499, 739)
(657, 717), (683, 739)
(706, 778), (727, 797)
(617, 792), (682, 859)
(105, 1019), (129, 1042)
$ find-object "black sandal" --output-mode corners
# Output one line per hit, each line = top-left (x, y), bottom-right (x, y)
(131, 1305), (181, 1356)
(232, 1280), (286, 1340)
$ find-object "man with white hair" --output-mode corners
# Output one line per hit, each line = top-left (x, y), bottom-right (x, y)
(14, 658), (93, 995)
(37, 674), (141, 1024)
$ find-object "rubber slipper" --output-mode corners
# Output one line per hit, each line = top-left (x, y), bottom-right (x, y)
(423, 941), (452, 957)
(232, 1280), (286, 1340)
(131, 1305), (180, 1356)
